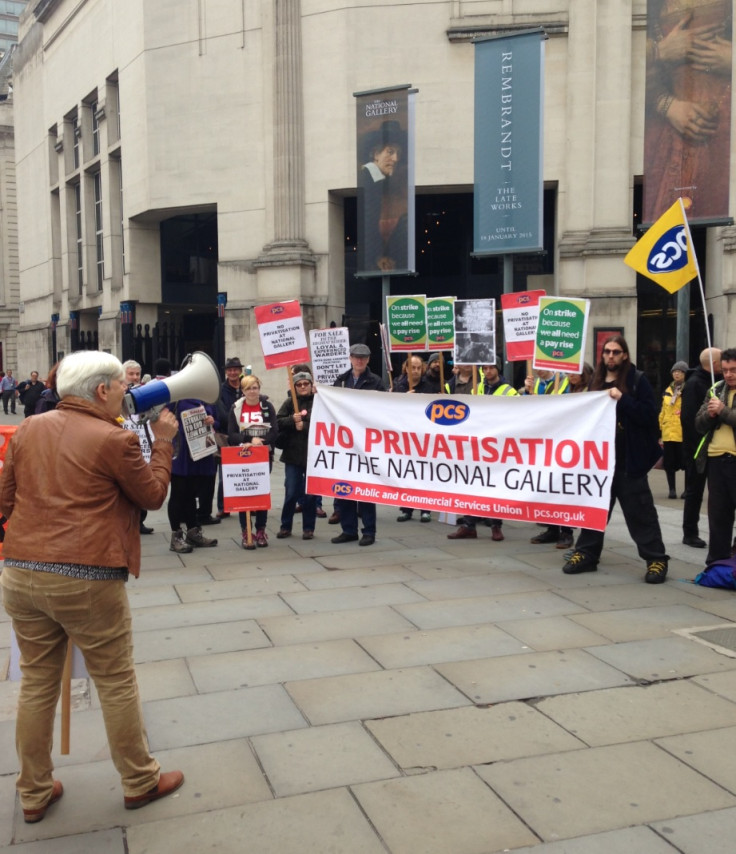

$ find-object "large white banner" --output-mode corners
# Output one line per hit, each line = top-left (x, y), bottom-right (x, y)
(307, 387), (617, 531)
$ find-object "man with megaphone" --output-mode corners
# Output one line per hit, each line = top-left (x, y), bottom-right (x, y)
(0, 351), (185, 820)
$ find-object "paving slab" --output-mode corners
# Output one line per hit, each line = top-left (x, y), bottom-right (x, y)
(9, 740), (271, 843)
(208, 556), (326, 580)
(405, 571), (549, 600)
(655, 726), (736, 794)
(558, 582), (706, 612)
(251, 721), (399, 796)
(691, 597), (736, 623)
(570, 604), (728, 642)
(133, 618), (270, 664)
(507, 825), (682, 854)
(365, 703), (584, 771)
(134, 658), (197, 702)
(0, 829), (127, 853)
(476, 741), (736, 841)
(125, 787), (386, 854)
(126, 584), (181, 609)
(257, 605), (416, 646)
(143, 684), (307, 750)
(353, 767), (538, 854)
(295, 564), (424, 589)
(649, 806), (736, 853)
(0, 773), (15, 848)
(187, 638), (380, 692)
(436, 647), (633, 704)
(285, 666), (470, 725)
(692, 669), (736, 703)
(281, 582), (427, 614)
(496, 615), (610, 650)
(132, 565), (213, 585)
(357, 622), (530, 668)
(587, 636), (736, 681)
(395, 590), (584, 630)
(174, 574), (308, 603)
(536, 681), (736, 746)
(131, 595), (294, 631)
(315, 545), (450, 570)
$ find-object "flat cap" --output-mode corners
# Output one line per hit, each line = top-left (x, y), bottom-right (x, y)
(350, 343), (371, 357)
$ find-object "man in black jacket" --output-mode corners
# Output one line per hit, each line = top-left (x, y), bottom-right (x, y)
(681, 348), (721, 547)
(562, 336), (670, 583)
(213, 357), (243, 519)
(331, 343), (387, 546)
(18, 372), (45, 418)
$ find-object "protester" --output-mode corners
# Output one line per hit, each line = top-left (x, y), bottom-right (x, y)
(331, 343), (387, 546)
(0, 350), (184, 821)
(422, 352), (443, 394)
(694, 346), (736, 566)
(215, 357), (244, 519)
(1, 368), (18, 414)
(167, 395), (219, 554)
(18, 372), (46, 418)
(228, 374), (277, 548)
(445, 363), (476, 395)
(276, 372), (318, 539)
(529, 362), (592, 550)
(446, 362), (510, 542)
(122, 360), (154, 535)
(35, 362), (61, 414)
(522, 369), (570, 395)
(394, 355), (432, 523)
(659, 360), (688, 498)
(681, 347), (721, 547)
(562, 336), (669, 583)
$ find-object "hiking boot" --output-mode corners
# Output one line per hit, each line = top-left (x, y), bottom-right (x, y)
(276, 528), (292, 539)
(556, 532), (574, 549)
(562, 551), (598, 574)
(530, 529), (557, 545)
(241, 530), (256, 550)
(447, 525), (477, 540)
(396, 511), (413, 522)
(645, 559), (668, 584)
(420, 511), (431, 523)
(170, 530), (193, 554)
(186, 527), (218, 548)
(255, 528), (268, 547)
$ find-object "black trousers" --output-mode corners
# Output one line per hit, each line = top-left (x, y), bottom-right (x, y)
(705, 454), (736, 564)
(576, 470), (668, 562)
(682, 458), (707, 538)
(168, 474), (209, 531)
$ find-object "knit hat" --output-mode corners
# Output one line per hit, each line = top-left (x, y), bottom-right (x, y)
(427, 353), (441, 365)
(671, 361), (689, 374)
(293, 372), (313, 384)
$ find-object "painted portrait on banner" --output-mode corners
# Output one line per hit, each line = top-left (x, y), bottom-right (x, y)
(355, 87), (415, 277)
(643, 0), (732, 224)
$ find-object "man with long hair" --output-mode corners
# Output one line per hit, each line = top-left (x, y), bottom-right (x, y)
(562, 336), (670, 583)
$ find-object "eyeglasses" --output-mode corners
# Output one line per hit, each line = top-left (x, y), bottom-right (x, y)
(295, 381), (311, 387)
(721, 368), (736, 374)
(602, 348), (623, 355)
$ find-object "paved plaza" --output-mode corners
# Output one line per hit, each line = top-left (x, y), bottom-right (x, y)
(2, 409), (736, 852)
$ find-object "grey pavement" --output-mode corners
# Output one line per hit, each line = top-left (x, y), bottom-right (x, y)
(2, 406), (736, 852)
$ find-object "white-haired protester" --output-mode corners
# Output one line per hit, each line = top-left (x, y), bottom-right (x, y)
(0, 350), (184, 823)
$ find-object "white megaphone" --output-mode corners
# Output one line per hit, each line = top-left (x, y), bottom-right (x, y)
(123, 351), (221, 423)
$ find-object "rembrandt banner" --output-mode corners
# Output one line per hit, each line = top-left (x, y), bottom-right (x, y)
(306, 387), (617, 531)
(474, 30), (545, 254)
(643, 0), (732, 224)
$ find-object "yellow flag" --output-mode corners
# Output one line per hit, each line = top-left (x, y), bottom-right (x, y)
(624, 199), (697, 294)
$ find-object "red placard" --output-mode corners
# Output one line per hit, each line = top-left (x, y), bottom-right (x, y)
(500, 290), (545, 362)
(254, 300), (310, 369)
(221, 445), (271, 512)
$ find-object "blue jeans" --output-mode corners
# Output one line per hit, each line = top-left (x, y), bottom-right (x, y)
(281, 464), (316, 532)
(337, 499), (376, 537)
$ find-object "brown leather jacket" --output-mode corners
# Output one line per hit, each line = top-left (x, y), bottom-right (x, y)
(0, 397), (173, 577)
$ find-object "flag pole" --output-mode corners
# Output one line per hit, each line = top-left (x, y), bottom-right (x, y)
(678, 197), (716, 387)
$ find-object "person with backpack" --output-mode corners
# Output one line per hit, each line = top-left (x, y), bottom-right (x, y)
(562, 336), (669, 584)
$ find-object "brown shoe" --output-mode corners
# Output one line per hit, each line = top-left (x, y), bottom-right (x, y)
(447, 525), (477, 539)
(124, 770), (184, 810)
(302, 530), (314, 540)
(23, 780), (63, 824)
(491, 525), (504, 542)
(315, 508), (327, 518)
(328, 512), (341, 525)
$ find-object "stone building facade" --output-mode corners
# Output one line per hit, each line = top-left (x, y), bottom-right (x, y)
(9, 0), (736, 384)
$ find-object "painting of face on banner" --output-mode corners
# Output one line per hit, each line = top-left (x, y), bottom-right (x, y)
(306, 387), (617, 532)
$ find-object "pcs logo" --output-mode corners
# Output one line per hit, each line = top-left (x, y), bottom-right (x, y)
(270, 305), (285, 315)
(426, 399), (470, 425)
(647, 226), (689, 274)
(332, 482), (354, 496)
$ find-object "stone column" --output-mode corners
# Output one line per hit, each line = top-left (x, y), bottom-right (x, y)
(255, 0), (315, 272)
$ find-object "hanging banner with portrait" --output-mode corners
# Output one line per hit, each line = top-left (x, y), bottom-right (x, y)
(473, 30), (545, 255)
(354, 85), (416, 277)
(643, 0), (732, 225)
